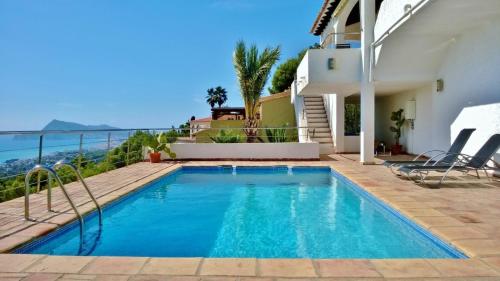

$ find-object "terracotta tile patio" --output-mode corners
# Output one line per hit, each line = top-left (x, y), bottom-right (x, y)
(0, 156), (498, 280)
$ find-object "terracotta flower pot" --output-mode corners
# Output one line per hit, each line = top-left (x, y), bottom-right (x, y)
(391, 144), (403, 155)
(149, 152), (162, 163)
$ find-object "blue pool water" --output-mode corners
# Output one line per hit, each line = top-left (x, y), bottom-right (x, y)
(16, 166), (465, 258)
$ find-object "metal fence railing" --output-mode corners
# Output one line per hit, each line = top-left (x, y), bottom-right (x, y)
(0, 126), (314, 202)
(320, 32), (361, 49)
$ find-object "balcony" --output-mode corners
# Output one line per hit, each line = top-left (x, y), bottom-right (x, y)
(296, 48), (361, 96)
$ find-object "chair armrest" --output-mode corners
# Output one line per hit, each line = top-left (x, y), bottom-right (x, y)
(431, 152), (471, 166)
(423, 152), (449, 166)
(413, 150), (446, 161)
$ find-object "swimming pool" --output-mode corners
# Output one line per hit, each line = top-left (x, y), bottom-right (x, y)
(16, 166), (465, 258)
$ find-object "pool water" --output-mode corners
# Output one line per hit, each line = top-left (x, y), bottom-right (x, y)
(16, 166), (465, 258)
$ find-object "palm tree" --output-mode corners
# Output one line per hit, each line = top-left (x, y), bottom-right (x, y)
(206, 86), (228, 108)
(233, 41), (280, 142)
(214, 86), (228, 108)
(206, 88), (217, 108)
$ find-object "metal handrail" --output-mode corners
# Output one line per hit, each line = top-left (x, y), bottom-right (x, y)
(1, 126), (314, 194)
(25, 164), (85, 244)
(53, 160), (103, 225)
(369, 0), (434, 81)
(321, 32), (362, 48)
(0, 127), (310, 135)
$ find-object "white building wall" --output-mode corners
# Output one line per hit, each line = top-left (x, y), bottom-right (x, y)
(291, 80), (309, 143)
(374, 0), (425, 40)
(148, 143), (320, 160)
(375, 85), (433, 154)
(436, 20), (500, 158)
(376, 20), (500, 159)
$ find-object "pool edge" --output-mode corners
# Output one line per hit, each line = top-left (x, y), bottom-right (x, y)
(14, 164), (467, 259)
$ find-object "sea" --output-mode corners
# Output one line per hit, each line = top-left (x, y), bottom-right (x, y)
(0, 134), (120, 164)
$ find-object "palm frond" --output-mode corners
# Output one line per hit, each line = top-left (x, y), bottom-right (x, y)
(233, 41), (280, 121)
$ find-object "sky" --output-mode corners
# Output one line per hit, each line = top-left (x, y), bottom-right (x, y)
(0, 0), (320, 130)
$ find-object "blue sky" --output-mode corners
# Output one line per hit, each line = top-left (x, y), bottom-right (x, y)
(0, 0), (319, 130)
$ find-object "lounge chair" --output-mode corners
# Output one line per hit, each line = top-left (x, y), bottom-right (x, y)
(398, 134), (500, 186)
(383, 128), (476, 174)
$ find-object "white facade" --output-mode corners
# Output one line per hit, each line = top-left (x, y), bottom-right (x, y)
(146, 143), (320, 160)
(296, 49), (361, 96)
(296, 0), (500, 162)
(189, 119), (211, 138)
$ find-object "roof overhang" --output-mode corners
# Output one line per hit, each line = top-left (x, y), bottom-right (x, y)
(310, 0), (341, 36)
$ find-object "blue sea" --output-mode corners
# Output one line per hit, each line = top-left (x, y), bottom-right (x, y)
(17, 166), (464, 258)
(0, 134), (118, 164)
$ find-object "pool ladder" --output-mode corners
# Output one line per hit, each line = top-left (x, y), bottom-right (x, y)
(24, 160), (103, 246)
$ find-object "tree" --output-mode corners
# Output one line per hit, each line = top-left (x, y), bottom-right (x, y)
(214, 86), (228, 107)
(268, 58), (300, 95)
(206, 88), (217, 108)
(206, 86), (228, 108)
(268, 43), (321, 94)
(233, 41), (280, 142)
(178, 120), (191, 137)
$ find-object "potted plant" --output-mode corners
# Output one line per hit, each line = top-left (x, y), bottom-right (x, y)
(389, 109), (405, 155)
(146, 132), (177, 163)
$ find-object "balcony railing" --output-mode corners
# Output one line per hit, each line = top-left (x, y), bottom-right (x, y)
(0, 127), (314, 202)
(320, 32), (361, 49)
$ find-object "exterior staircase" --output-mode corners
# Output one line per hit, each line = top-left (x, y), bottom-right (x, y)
(303, 96), (334, 154)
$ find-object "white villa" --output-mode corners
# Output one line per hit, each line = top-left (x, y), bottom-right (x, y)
(292, 0), (500, 164)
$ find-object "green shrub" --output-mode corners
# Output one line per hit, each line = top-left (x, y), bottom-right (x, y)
(265, 127), (287, 143)
(265, 123), (297, 143)
(209, 130), (242, 143)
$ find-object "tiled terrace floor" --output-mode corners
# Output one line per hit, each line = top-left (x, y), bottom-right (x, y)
(0, 156), (499, 280)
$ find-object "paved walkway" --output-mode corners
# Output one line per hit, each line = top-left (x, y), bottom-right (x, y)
(0, 157), (499, 280)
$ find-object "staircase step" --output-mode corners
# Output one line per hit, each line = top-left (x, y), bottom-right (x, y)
(307, 116), (327, 121)
(303, 96), (331, 138)
(307, 119), (328, 125)
(306, 109), (326, 115)
(305, 101), (323, 104)
(305, 104), (324, 109)
(312, 137), (333, 143)
(310, 132), (331, 138)
(307, 113), (327, 118)
(304, 97), (323, 101)
(305, 101), (324, 106)
(305, 105), (325, 110)
(308, 128), (330, 133)
(308, 123), (330, 128)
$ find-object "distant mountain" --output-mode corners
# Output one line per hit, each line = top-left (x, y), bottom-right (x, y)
(42, 119), (119, 131)
(14, 120), (121, 139)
